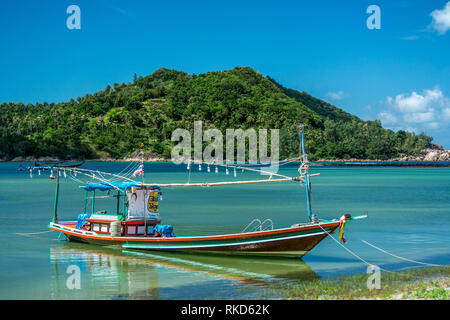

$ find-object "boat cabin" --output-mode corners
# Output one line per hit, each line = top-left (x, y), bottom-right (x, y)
(76, 182), (161, 236)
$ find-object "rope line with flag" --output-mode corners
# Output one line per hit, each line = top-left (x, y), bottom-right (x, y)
(132, 164), (143, 178)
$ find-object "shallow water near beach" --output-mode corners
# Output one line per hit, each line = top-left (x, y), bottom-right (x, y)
(0, 162), (448, 299)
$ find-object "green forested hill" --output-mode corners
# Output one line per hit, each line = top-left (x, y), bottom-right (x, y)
(267, 77), (359, 123)
(0, 67), (432, 160)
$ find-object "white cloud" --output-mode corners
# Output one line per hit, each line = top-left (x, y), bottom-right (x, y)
(326, 90), (346, 100)
(390, 88), (444, 113)
(403, 110), (435, 123)
(401, 35), (419, 40)
(426, 122), (440, 129)
(430, 1), (450, 34)
(387, 96), (393, 105)
(380, 86), (450, 131)
(378, 111), (397, 124)
(443, 108), (450, 120)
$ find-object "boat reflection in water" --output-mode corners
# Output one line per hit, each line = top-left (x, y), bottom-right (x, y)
(49, 242), (319, 299)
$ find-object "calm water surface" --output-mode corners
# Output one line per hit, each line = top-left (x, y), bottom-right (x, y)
(0, 162), (448, 299)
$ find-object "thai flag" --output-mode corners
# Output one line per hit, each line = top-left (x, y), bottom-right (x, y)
(132, 164), (143, 178)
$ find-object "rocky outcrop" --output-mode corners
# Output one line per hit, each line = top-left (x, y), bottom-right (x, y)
(123, 151), (168, 162)
(7, 156), (61, 162)
(392, 147), (450, 161)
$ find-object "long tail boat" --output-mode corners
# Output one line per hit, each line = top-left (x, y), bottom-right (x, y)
(35, 125), (366, 258)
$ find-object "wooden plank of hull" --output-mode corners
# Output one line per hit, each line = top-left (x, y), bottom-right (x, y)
(133, 233), (330, 258)
(50, 221), (339, 258)
(123, 228), (335, 258)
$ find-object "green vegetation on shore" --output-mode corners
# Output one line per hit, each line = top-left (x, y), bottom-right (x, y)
(264, 266), (449, 300)
(0, 67), (432, 161)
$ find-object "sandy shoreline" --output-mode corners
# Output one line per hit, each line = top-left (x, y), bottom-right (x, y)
(267, 266), (449, 300)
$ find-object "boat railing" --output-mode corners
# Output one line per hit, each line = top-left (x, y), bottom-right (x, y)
(242, 218), (274, 233)
(261, 218), (274, 231)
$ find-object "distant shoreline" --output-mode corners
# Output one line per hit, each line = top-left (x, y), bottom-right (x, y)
(3, 147), (449, 166)
(3, 158), (450, 167)
(311, 160), (450, 167)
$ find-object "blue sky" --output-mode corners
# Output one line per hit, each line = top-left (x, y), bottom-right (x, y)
(1, 0), (449, 147)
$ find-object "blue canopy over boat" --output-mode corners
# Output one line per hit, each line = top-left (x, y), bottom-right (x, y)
(80, 181), (159, 192)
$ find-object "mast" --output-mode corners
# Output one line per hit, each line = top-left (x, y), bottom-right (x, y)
(52, 168), (60, 223)
(116, 190), (120, 216)
(299, 125), (316, 223)
(141, 143), (147, 236)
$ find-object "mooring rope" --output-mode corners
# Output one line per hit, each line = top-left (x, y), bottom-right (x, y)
(14, 230), (63, 241)
(317, 223), (397, 274)
(360, 239), (443, 267)
(318, 222), (446, 274)
(15, 230), (53, 236)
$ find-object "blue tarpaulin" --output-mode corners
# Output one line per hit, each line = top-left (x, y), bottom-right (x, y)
(76, 213), (92, 229)
(154, 224), (175, 237)
(80, 182), (161, 192)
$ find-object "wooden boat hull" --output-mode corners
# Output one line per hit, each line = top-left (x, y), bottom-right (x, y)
(49, 221), (340, 258)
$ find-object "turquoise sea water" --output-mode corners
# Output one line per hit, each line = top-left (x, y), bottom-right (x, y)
(0, 162), (449, 299)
